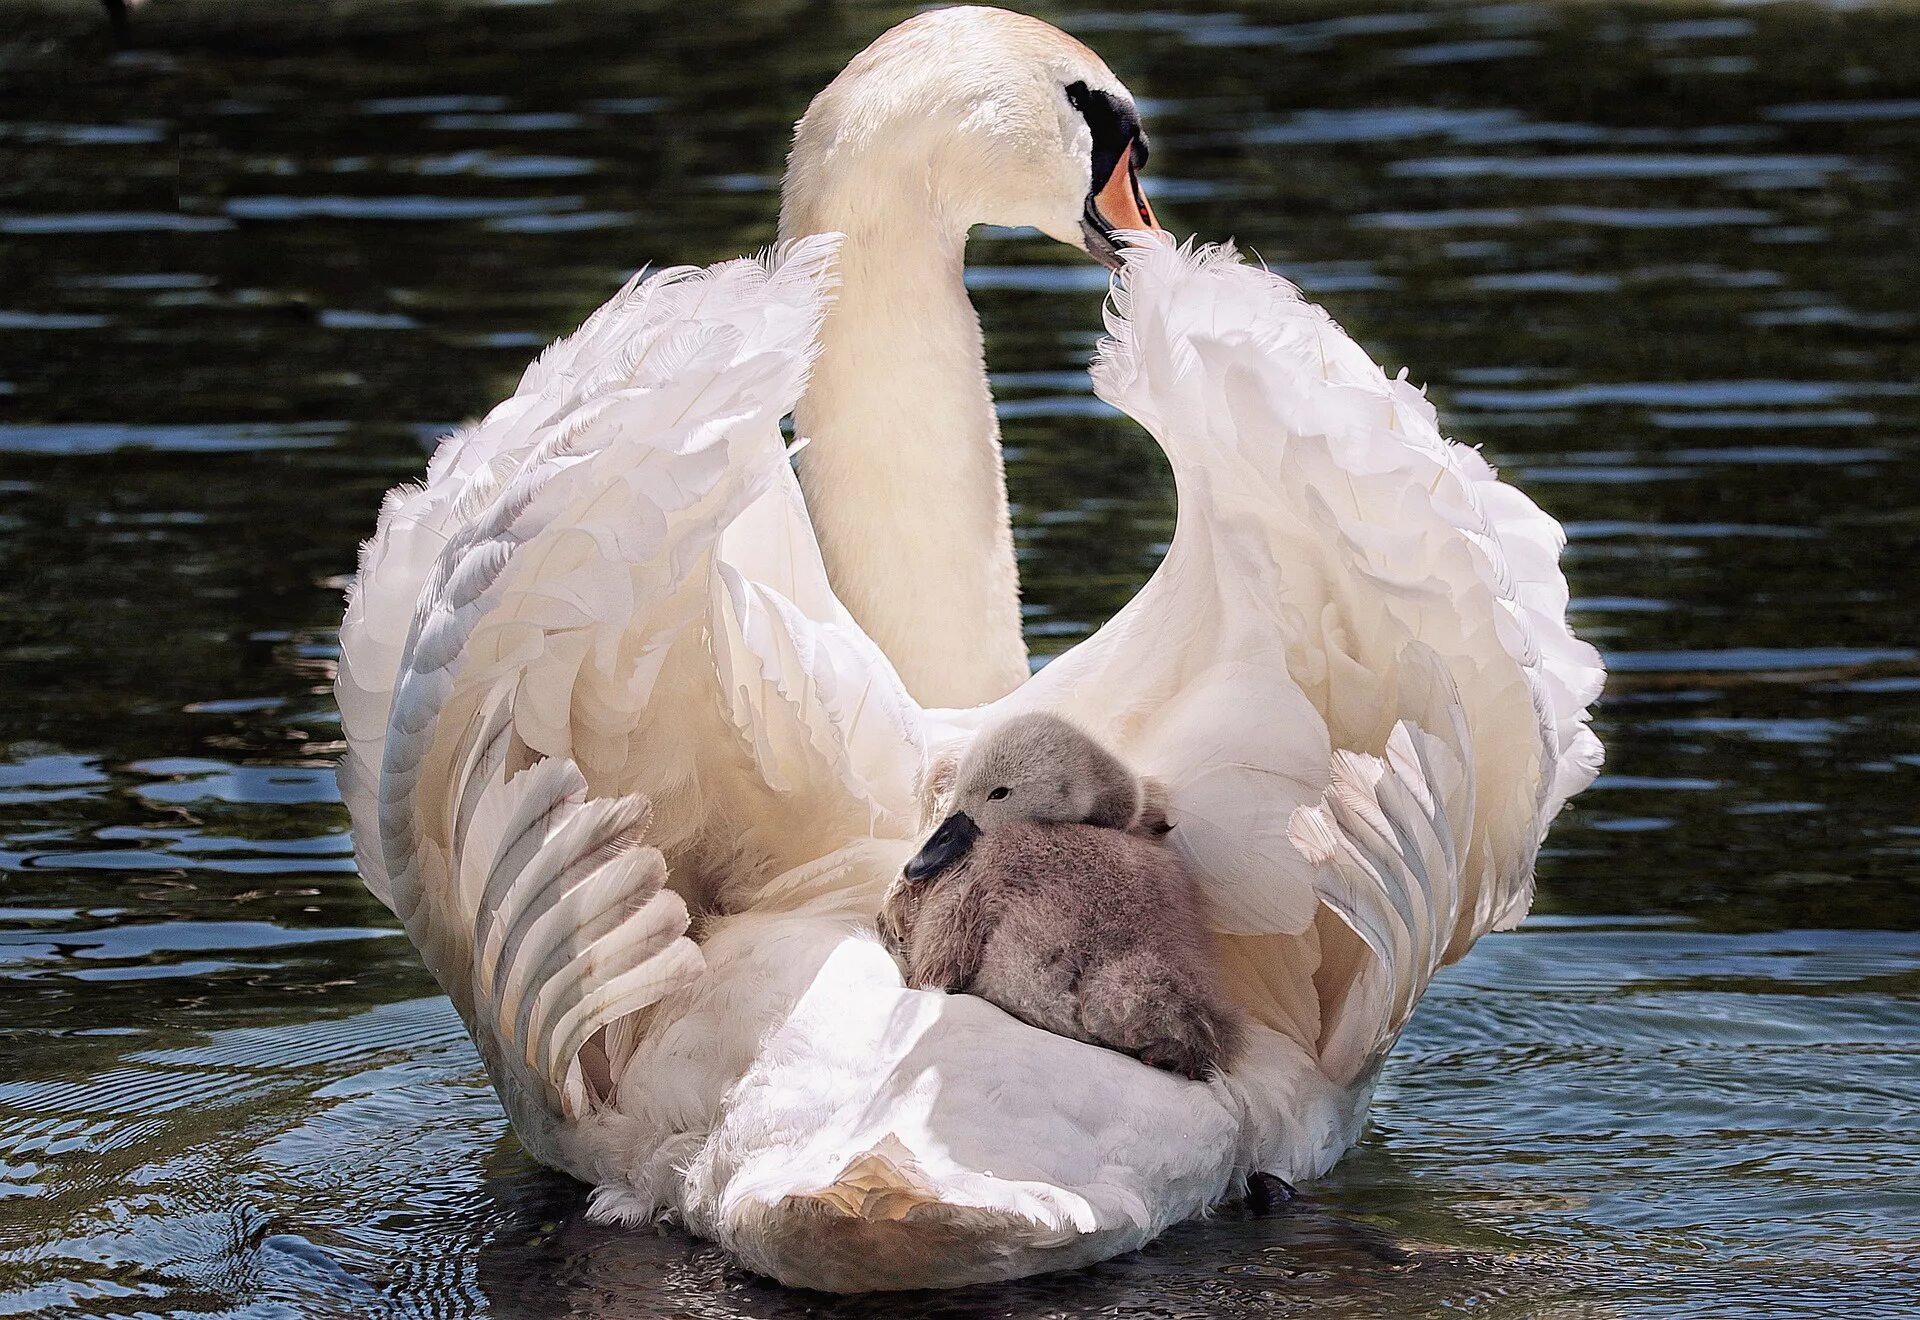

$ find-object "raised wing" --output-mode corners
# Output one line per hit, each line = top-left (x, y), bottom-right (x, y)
(1015, 236), (1604, 1084)
(334, 235), (926, 1132)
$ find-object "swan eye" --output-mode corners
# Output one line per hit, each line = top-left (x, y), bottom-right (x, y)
(988, 786), (1010, 801)
(1063, 80), (1146, 187)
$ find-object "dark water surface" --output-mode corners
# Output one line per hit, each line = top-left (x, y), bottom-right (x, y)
(2, 0), (1917, 1315)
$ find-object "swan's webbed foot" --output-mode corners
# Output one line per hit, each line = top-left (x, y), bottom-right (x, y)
(1246, 1171), (1299, 1215)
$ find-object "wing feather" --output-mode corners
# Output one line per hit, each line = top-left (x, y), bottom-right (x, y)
(334, 235), (914, 1139)
(1020, 234), (1601, 1075)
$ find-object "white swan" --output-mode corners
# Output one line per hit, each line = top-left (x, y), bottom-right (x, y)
(334, 6), (1603, 1293)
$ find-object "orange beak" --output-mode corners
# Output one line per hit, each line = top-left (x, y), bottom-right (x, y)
(1083, 138), (1163, 270)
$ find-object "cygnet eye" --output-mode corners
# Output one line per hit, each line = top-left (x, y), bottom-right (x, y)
(988, 786), (1010, 801)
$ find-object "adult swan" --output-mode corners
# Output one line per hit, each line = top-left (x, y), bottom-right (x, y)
(335, 6), (1602, 1292)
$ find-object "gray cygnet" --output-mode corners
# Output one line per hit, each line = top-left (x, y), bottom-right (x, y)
(879, 712), (1243, 1080)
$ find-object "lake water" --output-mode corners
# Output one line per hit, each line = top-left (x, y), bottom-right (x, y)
(1, 0), (1916, 1315)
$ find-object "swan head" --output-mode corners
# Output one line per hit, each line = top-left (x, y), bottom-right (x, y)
(904, 712), (1142, 882)
(781, 6), (1160, 268)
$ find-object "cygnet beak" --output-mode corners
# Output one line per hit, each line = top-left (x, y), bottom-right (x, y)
(903, 812), (981, 883)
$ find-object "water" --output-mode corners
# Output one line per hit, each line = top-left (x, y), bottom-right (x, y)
(2, 0), (1916, 1314)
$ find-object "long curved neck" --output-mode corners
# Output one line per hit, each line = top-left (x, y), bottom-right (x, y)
(778, 192), (1029, 710)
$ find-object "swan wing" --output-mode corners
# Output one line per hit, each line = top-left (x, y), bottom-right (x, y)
(334, 235), (925, 1129)
(1014, 235), (1603, 1080)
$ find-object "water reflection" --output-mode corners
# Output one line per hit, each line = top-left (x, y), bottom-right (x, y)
(1, 0), (1916, 1314)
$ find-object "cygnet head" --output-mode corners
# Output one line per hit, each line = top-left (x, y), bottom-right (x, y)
(780, 6), (1160, 268)
(904, 712), (1142, 882)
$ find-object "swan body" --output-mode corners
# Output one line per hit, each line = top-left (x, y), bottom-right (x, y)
(335, 7), (1602, 1292)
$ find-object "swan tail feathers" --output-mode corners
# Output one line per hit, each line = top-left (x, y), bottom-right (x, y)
(672, 938), (1242, 1292)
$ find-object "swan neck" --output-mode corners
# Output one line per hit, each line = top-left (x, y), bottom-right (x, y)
(781, 204), (1028, 710)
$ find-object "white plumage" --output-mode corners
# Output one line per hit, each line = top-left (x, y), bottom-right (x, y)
(335, 7), (1602, 1292)
(337, 234), (1600, 1289)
